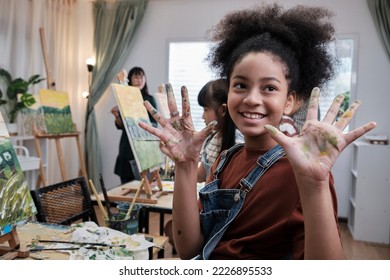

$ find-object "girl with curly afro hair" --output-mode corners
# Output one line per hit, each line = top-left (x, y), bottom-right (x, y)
(139, 3), (376, 259)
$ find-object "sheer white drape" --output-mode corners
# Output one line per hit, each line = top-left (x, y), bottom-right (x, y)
(0, 0), (93, 186)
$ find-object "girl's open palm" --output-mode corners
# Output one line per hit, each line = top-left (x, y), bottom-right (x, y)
(139, 83), (215, 163)
(266, 88), (376, 182)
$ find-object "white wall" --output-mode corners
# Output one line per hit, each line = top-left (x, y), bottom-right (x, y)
(96, 0), (390, 218)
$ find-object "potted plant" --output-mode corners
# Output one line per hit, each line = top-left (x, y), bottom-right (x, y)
(0, 68), (45, 134)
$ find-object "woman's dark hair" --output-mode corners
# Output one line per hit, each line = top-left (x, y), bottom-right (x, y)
(127, 66), (151, 97)
(197, 78), (236, 151)
(127, 66), (156, 126)
(207, 3), (336, 101)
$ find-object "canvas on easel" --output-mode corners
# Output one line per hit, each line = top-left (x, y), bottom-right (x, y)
(155, 83), (170, 119)
(38, 89), (74, 134)
(19, 95), (46, 136)
(0, 112), (36, 259)
(111, 84), (164, 198)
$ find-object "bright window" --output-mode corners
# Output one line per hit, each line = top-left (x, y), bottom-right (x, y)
(320, 34), (358, 132)
(168, 41), (217, 131)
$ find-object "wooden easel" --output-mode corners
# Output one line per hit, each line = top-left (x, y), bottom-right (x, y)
(38, 29), (86, 187)
(109, 169), (165, 204)
(39, 27), (56, 90)
(0, 229), (29, 260)
(112, 70), (165, 204)
(33, 127), (88, 188)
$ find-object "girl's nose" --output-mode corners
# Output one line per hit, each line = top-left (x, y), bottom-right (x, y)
(243, 89), (261, 106)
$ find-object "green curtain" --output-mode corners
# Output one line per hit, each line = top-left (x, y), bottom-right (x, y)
(367, 0), (390, 59)
(85, 0), (149, 191)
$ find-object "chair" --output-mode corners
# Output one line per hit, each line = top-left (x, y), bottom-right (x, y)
(30, 177), (98, 226)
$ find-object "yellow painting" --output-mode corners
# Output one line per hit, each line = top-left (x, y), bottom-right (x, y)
(39, 89), (74, 134)
(39, 89), (70, 109)
(111, 84), (163, 173)
(114, 85), (147, 119)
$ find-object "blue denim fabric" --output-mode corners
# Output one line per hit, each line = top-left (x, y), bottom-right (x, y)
(198, 144), (285, 260)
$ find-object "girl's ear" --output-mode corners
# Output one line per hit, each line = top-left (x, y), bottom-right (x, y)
(218, 103), (227, 117)
(284, 91), (296, 115)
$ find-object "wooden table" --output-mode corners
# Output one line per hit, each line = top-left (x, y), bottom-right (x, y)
(15, 222), (168, 260)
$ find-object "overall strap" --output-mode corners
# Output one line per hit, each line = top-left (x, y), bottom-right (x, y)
(211, 143), (244, 179)
(239, 145), (285, 192)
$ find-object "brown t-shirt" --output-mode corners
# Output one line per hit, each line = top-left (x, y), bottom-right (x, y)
(205, 146), (338, 259)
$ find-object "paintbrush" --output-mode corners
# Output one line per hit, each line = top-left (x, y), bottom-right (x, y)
(30, 246), (109, 252)
(99, 173), (112, 219)
(37, 239), (125, 248)
(89, 179), (109, 221)
(125, 179), (144, 220)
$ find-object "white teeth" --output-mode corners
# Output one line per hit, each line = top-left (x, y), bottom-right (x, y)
(242, 112), (264, 119)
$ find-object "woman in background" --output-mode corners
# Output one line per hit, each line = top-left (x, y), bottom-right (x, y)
(111, 66), (157, 184)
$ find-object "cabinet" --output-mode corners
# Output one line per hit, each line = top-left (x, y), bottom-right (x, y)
(348, 141), (390, 244)
(11, 135), (48, 189)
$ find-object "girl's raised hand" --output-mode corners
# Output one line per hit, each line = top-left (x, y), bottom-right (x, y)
(139, 83), (215, 163)
(265, 87), (376, 182)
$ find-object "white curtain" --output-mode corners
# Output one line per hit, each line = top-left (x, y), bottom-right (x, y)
(0, 0), (93, 185)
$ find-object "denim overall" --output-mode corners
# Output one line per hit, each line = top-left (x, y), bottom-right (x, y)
(198, 144), (285, 260)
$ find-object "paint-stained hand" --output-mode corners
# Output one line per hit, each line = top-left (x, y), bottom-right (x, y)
(139, 83), (216, 163)
(265, 87), (376, 182)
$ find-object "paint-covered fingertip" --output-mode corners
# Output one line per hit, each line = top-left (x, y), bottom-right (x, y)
(312, 87), (320, 96)
(264, 124), (278, 135)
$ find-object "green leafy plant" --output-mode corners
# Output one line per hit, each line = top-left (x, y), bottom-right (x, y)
(0, 68), (45, 123)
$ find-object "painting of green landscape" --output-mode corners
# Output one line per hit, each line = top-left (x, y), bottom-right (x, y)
(111, 84), (163, 173)
(39, 89), (74, 134)
(19, 96), (46, 135)
(0, 114), (37, 236)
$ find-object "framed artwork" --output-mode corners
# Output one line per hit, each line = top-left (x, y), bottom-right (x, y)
(111, 84), (164, 173)
(0, 113), (37, 236)
(39, 89), (74, 134)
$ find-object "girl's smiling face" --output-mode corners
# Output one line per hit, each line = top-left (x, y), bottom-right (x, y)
(228, 52), (295, 148)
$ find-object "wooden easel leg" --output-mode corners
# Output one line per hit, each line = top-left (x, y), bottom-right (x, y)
(154, 170), (163, 191)
(148, 170), (163, 191)
(36, 175), (42, 189)
(75, 134), (88, 182)
(0, 228), (29, 260)
(140, 171), (152, 198)
(34, 136), (47, 187)
(55, 138), (68, 181)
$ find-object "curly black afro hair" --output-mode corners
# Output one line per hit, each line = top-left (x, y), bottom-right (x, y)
(206, 3), (337, 100)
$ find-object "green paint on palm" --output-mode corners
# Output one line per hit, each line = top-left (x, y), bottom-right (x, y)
(302, 142), (311, 154)
(328, 135), (339, 149)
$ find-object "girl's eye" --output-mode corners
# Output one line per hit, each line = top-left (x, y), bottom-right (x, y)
(232, 82), (246, 90)
(263, 85), (277, 92)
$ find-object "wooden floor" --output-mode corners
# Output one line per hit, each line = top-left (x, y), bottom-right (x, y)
(148, 213), (390, 260)
(339, 222), (390, 260)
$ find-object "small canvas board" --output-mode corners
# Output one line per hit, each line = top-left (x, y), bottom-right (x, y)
(111, 84), (164, 173)
(39, 89), (74, 134)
